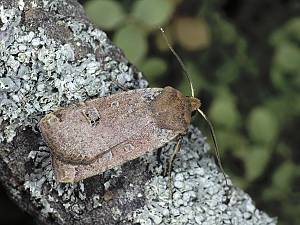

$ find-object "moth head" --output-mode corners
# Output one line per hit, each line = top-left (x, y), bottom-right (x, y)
(188, 96), (201, 112)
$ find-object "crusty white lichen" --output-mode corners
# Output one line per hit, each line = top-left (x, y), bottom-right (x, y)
(0, 3), (147, 143)
(24, 141), (124, 218)
(132, 126), (277, 225)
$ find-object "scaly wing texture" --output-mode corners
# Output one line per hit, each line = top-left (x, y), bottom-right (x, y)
(39, 88), (185, 182)
(39, 88), (163, 164)
(52, 121), (178, 182)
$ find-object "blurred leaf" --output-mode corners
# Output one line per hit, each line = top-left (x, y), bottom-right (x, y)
(270, 17), (300, 46)
(140, 57), (167, 81)
(244, 145), (271, 182)
(215, 59), (239, 84)
(272, 161), (295, 191)
(132, 0), (173, 29)
(247, 107), (279, 145)
(270, 18), (300, 92)
(266, 92), (300, 125)
(175, 17), (211, 50)
(214, 15), (238, 44)
(113, 24), (147, 64)
(275, 142), (292, 159)
(85, 0), (125, 30)
(270, 66), (286, 91)
(274, 42), (300, 73)
(209, 96), (240, 129)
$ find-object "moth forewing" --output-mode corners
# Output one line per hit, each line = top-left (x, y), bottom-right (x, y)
(39, 87), (199, 183)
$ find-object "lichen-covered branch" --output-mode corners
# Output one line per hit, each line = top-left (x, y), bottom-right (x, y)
(0, 0), (276, 225)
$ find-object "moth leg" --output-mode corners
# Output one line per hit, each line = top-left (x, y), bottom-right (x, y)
(166, 137), (182, 200)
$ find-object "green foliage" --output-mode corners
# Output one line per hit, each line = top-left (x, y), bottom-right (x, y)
(132, 0), (173, 29)
(140, 57), (167, 83)
(84, 1), (299, 224)
(113, 25), (147, 64)
(247, 107), (279, 145)
(271, 42), (300, 91)
(270, 18), (300, 92)
(275, 42), (300, 72)
(215, 17), (238, 44)
(85, 0), (125, 30)
(215, 59), (239, 84)
(209, 95), (240, 129)
(272, 161), (295, 191)
(244, 145), (272, 182)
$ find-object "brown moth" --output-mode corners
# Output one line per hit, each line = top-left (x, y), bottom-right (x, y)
(39, 28), (228, 186)
(39, 87), (201, 183)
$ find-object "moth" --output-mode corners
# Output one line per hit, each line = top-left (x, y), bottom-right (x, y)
(39, 87), (200, 183)
(38, 28), (227, 184)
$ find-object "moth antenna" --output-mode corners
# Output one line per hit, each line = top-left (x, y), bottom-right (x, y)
(197, 109), (229, 188)
(160, 27), (229, 190)
(160, 27), (195, 98)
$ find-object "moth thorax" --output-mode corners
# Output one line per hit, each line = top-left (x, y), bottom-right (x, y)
(189, 97), (201, 111)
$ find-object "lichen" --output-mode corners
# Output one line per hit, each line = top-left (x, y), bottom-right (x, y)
(0, 3), (147, 143)
(24, 143), (86, 216)
(132, 126), (277, 225)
